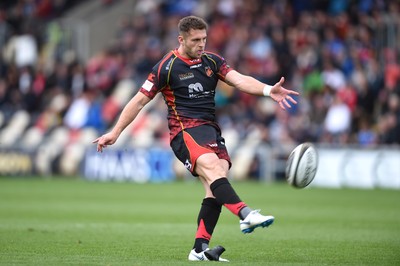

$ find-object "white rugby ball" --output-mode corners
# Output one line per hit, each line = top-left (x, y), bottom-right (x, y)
(285, 142), (318, 188)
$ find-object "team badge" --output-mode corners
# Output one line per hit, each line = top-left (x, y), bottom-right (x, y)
(205, 66), (213, 77)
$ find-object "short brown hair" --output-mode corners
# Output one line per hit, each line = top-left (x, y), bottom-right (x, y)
(178, 16), (208, 34)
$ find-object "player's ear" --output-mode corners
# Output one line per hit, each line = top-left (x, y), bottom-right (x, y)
(178, 35), (184, 45)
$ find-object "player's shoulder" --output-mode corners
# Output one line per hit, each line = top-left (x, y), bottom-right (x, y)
(202, 51), (225, 61)
(156, 50), (176, 68)
(153, 50), (177, 76)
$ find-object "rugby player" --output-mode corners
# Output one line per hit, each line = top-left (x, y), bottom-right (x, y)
(93, 15), (299, 262)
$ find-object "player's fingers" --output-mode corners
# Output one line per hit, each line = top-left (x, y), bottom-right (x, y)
(279, 101), (286, 110)
(279, 76), (285, 85)
(286, 95), (297, 104)
(93, 136), (107, 152)
(97, 143), (106, 152)
(289, 90), (300, 95)
(283, 99), (292, 108)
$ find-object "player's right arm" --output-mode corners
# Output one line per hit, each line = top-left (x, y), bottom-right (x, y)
(93, 92), (151, 152)
(93, 52), (171, 152)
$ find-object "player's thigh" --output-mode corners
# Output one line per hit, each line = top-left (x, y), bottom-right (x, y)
(170, 125), (231, 176)
(195, 153), (229, 182)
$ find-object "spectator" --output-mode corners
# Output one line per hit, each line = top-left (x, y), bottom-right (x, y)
(323, 95), (352, 144)
(0, 0), (399, 151)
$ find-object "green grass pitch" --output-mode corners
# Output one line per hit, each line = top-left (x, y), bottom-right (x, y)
(0, 178), (399, 265)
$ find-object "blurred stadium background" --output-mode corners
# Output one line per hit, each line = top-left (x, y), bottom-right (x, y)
(0, 0), (399, 188)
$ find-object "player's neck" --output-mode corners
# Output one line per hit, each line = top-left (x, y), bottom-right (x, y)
(176, 46), (191, 59)
(174, 49), (202, 66)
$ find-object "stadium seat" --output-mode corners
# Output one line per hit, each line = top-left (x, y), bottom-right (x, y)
(112, 79), (136, 107)
(59, 143), (86, 175)
(20, 126), (45, 150)
(0, 110), (30, 148)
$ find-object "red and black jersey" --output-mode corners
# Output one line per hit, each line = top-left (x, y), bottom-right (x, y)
(139, 49), (233, 141)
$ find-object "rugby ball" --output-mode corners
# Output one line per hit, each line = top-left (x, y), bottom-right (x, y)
(285, 142), (318, 188)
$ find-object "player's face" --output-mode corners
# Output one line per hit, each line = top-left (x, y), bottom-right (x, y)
(179, 29), (207, 59)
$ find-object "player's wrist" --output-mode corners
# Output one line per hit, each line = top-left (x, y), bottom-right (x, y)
(263, 85), (272, 97)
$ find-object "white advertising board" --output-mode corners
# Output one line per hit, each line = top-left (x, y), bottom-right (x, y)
(310, 148), (400, 189)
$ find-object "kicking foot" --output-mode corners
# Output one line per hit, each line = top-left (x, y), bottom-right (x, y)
(240, 210), (274, 234)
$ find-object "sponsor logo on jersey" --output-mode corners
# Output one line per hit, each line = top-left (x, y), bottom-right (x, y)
(188, 82), (205, 98)
(205, 66), (213, 77)
(187, 82), (214, 99)
(179, 72), (195, 80)
(190, 63), (202, 69)
(165, 58), (173, 70)
(189, 58), (201, 63)
(208, 142), (218, 148)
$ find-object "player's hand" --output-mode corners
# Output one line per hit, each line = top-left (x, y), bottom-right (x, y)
(92, 132), (118, 152)
(270, 77), (299, 110)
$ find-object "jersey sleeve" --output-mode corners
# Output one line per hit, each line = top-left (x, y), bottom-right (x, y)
(205, 52), (234, 81)
(218, 61), (232, 81)
(139, 69), (160, 99)
(139, 52), (173, 99)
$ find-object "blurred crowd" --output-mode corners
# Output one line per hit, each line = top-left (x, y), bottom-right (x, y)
(0, 0), (400, 163)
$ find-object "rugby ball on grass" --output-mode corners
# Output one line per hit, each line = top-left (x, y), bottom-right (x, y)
(285, 142), (318, 188)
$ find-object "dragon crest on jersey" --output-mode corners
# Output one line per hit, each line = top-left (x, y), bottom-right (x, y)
(205, 66), (213, 77)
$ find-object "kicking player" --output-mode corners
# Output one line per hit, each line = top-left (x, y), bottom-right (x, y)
(93, 15), (299, 262)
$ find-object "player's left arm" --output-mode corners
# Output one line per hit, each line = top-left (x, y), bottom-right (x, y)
(225, 70), (299, 110)
(92, 92), (151, 152)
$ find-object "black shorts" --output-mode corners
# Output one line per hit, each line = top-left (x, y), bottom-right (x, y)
(170, 124), (231, 176)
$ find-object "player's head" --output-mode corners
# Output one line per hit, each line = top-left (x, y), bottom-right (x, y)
(178, 16), (208, 34)
(178, 16), (208, 59)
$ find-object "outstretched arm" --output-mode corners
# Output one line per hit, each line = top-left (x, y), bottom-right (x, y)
(92, 92), (152, 152)
(225, 70), (299, 110)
